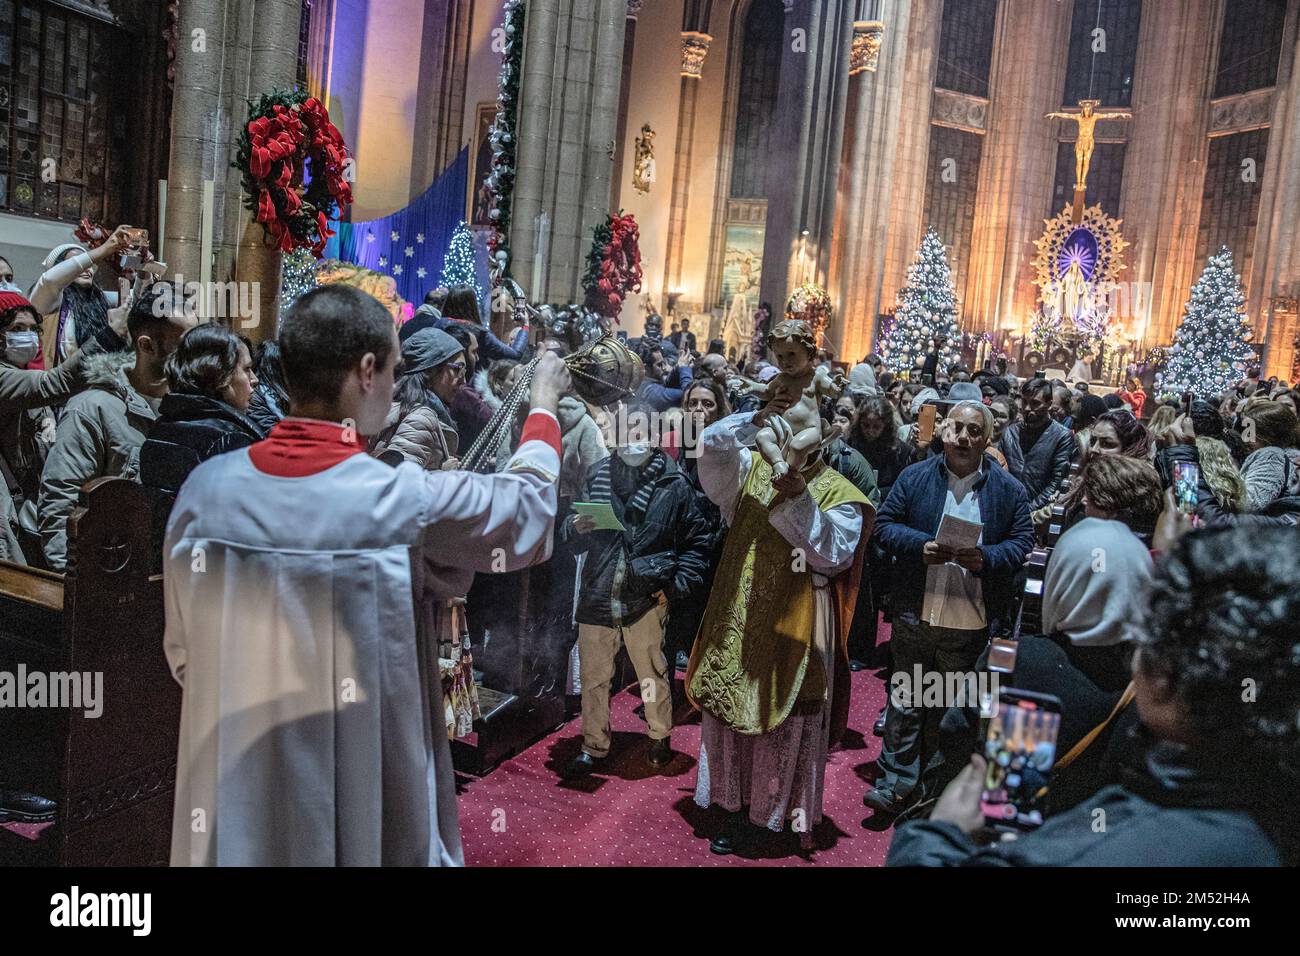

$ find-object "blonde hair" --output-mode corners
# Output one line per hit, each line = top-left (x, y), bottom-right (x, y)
(1147, 404), (1177, 454)
(1194, 437), (1246, 514)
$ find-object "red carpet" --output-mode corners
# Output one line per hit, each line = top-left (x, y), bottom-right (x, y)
(458, 663), (895, 866)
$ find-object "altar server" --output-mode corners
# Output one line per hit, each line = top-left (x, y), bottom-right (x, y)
(163, 285), (568, 866)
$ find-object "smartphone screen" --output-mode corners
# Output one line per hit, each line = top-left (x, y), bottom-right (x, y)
(1173, 461), (1200, 514)
(981, 690), (1061, 830)
(917, 403), (938, 444)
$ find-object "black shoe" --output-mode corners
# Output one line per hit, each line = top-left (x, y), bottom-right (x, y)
(675, 650), (689, 671)
(709, 811), (749, 855)
(848, 659), (867, 672)
(863, 785), (905, 814)
(872, 708), (886, 737)
(562, 752), (603, 779)
(0, 789), (57, 823)
(647, 737), (673, 769)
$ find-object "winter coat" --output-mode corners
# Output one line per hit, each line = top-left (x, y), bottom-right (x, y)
(634, 365), (693, 412)
(246, 382), (289, 436)
(874, 454), (1035, 635)
(139, 392), (266, 495)
(371, 402), (459, 471)
(850, 435), (912, 502)
(450, 383), (493, 453)
(827, 436), (882, 507)
(556, 396), (608, 500)
(999, 419), (1076, 510)
(37, 351), (159, 570)
(1156, 443), (1300, 527)
(887, 736), (1283, 867)
(0, 347), (99, 563)
(564, 452), (712, 629)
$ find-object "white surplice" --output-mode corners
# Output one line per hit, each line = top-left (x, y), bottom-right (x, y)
(163, 419), (559, 866)
(692, 412), (864, 834)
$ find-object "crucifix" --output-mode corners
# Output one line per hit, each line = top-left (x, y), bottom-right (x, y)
(1045, 99), (1132, 222)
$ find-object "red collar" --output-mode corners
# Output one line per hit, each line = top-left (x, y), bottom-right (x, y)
(248, 417), (368, 477)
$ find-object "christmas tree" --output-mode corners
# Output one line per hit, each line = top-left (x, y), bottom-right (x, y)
(881, 227), (961, 375)
(1156, 247), (1255, 399)
(439, 221), (484, 302)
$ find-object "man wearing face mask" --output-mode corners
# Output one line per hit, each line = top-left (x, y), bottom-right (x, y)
(38, 282), (198, 571)
(562, 405), (712, 777)
(0, 292), (130, 565)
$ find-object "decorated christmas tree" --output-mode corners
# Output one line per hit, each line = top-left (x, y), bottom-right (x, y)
(1156, 247), (1255, 399)
(881, 227), (961, 374)
(439, 221), (484, 302)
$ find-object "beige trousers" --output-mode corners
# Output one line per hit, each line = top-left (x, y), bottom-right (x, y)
(578, 602), (672, 757)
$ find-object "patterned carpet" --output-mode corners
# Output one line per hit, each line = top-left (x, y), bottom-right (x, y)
(458, 662), (896, 867)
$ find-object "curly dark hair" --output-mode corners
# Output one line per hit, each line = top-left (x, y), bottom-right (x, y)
(1138, 525), (1300, 777)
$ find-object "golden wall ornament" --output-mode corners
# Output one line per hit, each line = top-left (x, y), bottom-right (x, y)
(850, 21), (884, 76)
(681, 31), (712, 79)
(632, 124), (656, 195)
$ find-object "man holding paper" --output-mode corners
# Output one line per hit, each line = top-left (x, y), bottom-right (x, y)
(561, 419), (712, 777)
(868, 401), (1034, 815)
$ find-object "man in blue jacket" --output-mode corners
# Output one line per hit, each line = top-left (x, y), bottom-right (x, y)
(867, 401), (1035, 814)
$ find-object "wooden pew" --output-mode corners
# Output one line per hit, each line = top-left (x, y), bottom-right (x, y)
(0, 477), (178, 866)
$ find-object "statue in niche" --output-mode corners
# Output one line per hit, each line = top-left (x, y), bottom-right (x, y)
(632, 124), (656, 194)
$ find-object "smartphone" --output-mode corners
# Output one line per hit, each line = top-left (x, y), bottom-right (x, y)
(981, 689), (1062, 830)
(1181, 390), (1193, 417)
(1173, 461), (1200, 514)
(917, 403), (938, 444)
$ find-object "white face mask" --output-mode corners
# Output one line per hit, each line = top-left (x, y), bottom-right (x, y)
(0, 281), (21, 294)
(616, 443), (653, 466)
(4, 330), (39, 367)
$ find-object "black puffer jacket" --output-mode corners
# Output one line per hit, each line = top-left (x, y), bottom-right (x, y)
(564, 452), (713, 629)
(246, 382), (288, 435)
(140, 392), (266, 495)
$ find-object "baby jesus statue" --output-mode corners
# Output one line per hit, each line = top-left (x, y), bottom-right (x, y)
(735, 319), (846, 480)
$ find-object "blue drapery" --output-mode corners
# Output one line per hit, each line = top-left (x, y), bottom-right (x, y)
(326, 147), (482, 306)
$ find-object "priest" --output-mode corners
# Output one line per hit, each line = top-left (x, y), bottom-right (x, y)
(686, 397), (874, 854)
(163, 285), (569, 866)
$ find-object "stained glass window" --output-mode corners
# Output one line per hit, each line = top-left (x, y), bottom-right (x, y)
(935, 0), (998, 98)
(1213, 0), (1286, 98)
(1196, 129), (1269, 287)
(922, 124), (984, 311)
(0, 1), (115, 223)
(1062, 0), (1142, 108)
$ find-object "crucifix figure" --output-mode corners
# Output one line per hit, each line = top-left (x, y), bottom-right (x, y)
(1045, 99), (1132, 192)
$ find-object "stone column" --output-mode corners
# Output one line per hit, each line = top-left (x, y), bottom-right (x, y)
(609, 0), (644, 210)
(662, 30), (712, 302)
(964, 0), (1074, 334)
(1249, 0), (1300, 374)
(164, 0), (229, 283)
(758, 0), (855, 317)
(235, 0), (303, 340)
(1117, 0), (1224, 351)
(410, 0), (473, 196)
(510, 0), (628, 304)
(832, 5), (908, 358)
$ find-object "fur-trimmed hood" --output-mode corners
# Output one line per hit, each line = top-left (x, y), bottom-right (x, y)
(81, 349), (137, 391)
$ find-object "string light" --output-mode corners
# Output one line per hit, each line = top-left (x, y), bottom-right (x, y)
(882, 226), (962, 375)
(440, 220), (484, 301)
(1156, 247), (1255, 399)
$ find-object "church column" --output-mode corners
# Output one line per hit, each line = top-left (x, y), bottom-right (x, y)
(757, 0), (855, 317)
(1117, 0), (1224, 351)
(1250, 1), (1300, 376)
(164, 0), (230, 283)
(609, 0), (644, 210)
(235, 0), (303, 340)
(964, 0), (1074, 334)
(832, 1), (911, 359)
(410, 0), (473, 195)
(510, 0), (627, 304)
(662, 27), (712, 303)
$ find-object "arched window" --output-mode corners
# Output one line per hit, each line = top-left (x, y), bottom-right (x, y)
(728, 0), (783, 201)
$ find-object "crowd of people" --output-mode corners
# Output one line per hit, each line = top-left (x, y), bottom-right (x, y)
(1, 234), (1296, 867)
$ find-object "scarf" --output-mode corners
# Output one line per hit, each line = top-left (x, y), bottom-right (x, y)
(587, 449), (666, 520)
(1042, 517), (1153, 647)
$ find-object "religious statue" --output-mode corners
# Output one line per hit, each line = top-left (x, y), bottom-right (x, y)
(632, 124), (656, 194)
(735, 320), (846, 481)
(1045, 99), (1132, 192)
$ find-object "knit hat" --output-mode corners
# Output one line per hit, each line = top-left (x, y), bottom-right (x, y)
(401, 327), (463, 376)
(41, 243), (87, 270)
(910, 387), (941, 418)
(0, 291), (36, 318)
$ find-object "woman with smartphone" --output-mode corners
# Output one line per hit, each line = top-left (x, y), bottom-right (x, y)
(887, 524), (1298, 866)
